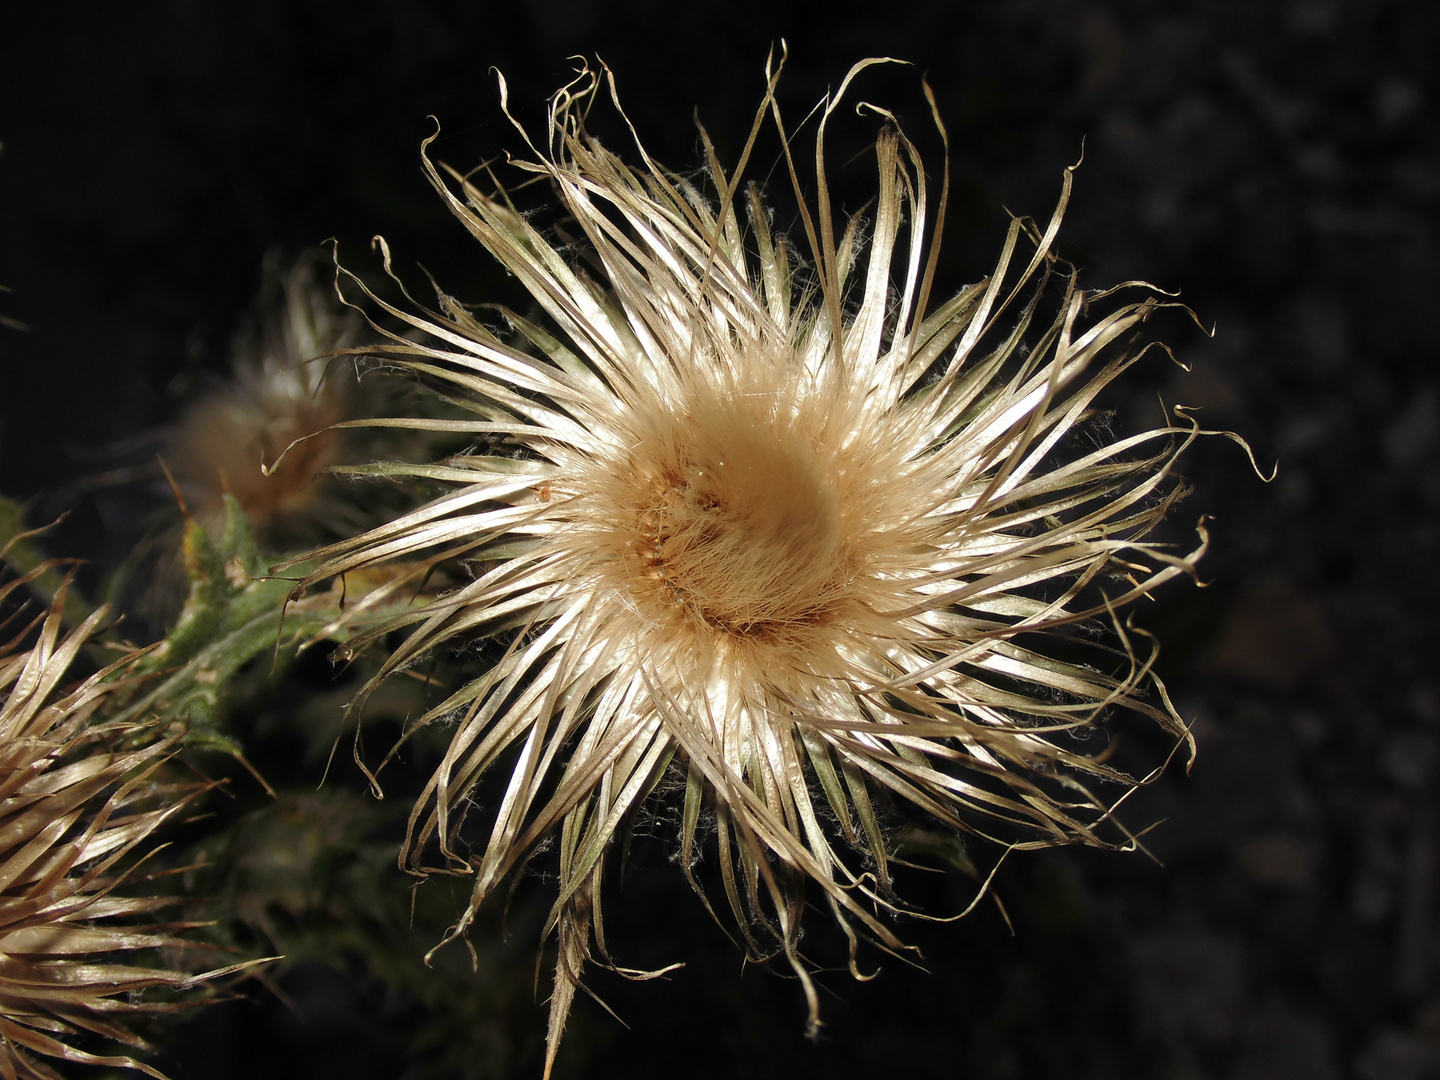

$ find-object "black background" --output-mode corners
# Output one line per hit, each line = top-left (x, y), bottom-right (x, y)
(2, 1), (1437, 1077)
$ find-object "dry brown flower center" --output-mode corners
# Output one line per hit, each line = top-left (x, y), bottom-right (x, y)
(620, 407), (847, 641)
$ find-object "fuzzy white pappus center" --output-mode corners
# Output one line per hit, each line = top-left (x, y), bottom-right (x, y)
(605, 398), (853, 645)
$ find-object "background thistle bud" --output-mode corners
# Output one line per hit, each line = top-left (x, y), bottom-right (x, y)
(163, 257), (361, 547)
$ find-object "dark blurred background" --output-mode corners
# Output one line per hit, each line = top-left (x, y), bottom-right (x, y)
(2, 1), (1437, 1077)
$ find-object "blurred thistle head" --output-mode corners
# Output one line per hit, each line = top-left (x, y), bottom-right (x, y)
(292, 53), (1234, 1072)
(0, 561), (223, 1078)
(165, 256), (362, 548)
(111, 256), (415, 630)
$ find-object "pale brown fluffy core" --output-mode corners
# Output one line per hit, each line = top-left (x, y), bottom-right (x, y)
(614, 403), (850, 645)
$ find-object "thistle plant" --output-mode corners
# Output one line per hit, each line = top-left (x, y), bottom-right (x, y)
(285, 55), (1229, 1074)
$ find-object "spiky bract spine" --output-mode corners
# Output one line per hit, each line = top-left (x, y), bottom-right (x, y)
(290, 57), (1210, 1073)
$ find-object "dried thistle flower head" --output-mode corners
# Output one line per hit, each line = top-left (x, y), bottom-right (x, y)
(0, 561), (223, 1079)
(293, 56), (1224, 1072)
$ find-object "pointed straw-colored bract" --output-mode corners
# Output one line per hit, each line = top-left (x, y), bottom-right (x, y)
(288, 55), (1221, 1073)
(0, 564), (225, 1079)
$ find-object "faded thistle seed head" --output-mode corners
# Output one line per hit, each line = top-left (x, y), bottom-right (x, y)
(289, 54), (1231, 1074)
